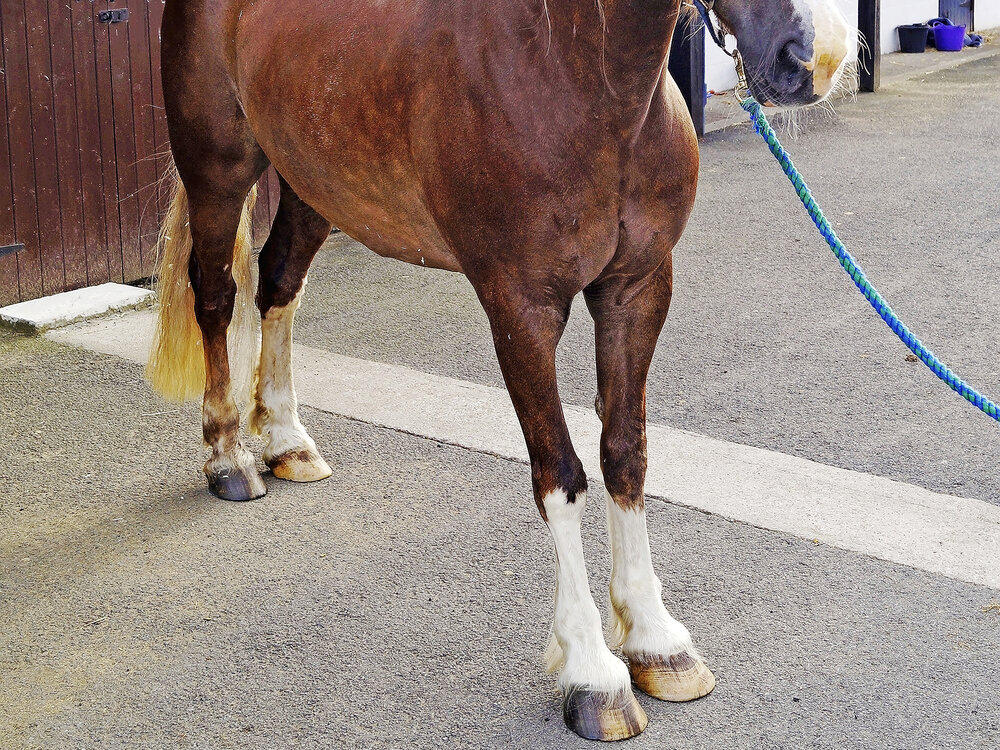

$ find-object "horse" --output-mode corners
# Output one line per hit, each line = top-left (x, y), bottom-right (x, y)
(146, 0), (852, 740)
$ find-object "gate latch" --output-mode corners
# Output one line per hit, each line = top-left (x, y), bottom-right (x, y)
(98, 9), (129, 24)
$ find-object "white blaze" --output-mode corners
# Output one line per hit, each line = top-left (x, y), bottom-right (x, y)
(801, 0), (854, 100)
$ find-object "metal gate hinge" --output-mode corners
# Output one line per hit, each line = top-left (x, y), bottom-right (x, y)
(98, 9), (129, 24)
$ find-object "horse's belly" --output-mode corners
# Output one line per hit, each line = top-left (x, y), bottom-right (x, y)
(243, 108), (462, 272)
(328, 198), (462, 273)
(233, 0), (462, 272)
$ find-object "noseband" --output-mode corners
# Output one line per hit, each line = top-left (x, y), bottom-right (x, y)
(688, 0), (728, 50)
(686, 0), (750, 99)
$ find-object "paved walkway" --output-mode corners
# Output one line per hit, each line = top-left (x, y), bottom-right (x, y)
(3, 45), (1000, 750)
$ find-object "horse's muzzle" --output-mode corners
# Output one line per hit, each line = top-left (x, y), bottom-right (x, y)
(740, 0), (854, 108)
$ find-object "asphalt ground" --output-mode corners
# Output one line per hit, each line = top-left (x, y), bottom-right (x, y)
(3, 48), (1000, 750)
(291, 51), (1000, 505)
(2, 332), (999, 750)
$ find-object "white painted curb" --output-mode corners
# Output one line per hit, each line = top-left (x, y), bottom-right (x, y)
(48, 310), (1000, 591)
(0, 282), (154, 333)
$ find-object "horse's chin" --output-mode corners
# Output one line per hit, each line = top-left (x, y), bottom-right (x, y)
(754, 90), (825, 110)
(748, 59), (851, 110)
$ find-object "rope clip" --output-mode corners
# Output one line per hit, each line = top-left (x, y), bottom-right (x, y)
(688, 1), (751, 102)
(731, 49), (751, 102)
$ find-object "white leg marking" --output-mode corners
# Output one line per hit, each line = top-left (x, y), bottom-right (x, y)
(203, 390), (256, 475)
(543, 489), (631, 694)
(607, 492), (695, 660)
(251, 286), (319, 461)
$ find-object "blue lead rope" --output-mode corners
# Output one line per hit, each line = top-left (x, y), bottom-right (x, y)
(740, 96), (1000, 423)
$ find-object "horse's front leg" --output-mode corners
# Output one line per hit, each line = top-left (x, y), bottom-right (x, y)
(477, 281), (648, 741)
(585, 265), (716, 703)
(249, 177), (334, 482)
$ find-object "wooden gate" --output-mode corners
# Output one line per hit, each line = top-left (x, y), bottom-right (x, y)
(0, 0), (279, 307)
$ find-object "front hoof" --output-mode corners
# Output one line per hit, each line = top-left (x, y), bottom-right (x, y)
(628, 652), (716, 702)
(207, 466), (267, 502)
(563, 688), (648, 742)
(266, 448), (333, 483)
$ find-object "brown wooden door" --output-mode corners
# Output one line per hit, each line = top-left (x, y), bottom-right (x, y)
(0, 1), (279, 307)
(1, 0), (165, 306)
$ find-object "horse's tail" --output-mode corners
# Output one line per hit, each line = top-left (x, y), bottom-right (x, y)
(145, 164), (259, 403)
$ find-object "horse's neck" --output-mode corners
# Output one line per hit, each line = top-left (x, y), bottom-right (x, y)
(549, 0), (683, 109)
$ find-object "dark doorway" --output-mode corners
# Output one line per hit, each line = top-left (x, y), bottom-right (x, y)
(939, 0), (974, 29)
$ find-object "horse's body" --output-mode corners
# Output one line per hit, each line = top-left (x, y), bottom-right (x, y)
(148, 0), (851, 739)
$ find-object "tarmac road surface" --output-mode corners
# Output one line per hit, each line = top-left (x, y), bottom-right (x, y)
(3, 47), (1000, 750)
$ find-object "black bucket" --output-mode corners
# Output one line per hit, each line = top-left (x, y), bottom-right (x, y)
(898, 24), (930, 53)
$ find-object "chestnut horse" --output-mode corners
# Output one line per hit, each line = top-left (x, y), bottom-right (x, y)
(147, 0), (852, 740)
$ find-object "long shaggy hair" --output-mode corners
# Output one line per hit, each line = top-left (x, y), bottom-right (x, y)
(145, 166), (259, 404)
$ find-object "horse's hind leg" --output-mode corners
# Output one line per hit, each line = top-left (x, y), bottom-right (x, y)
(249, 176), (333, 482)
(185, 183), (266, 501)
(475, 279), (647, 741)
(160, 7), (269, 500)
(585, 263), (716, 703)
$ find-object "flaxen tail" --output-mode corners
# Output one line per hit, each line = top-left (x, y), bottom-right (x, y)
(145, 165), (259, 403)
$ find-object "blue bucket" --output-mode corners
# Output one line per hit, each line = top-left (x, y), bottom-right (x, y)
(933, 24), (966, 52)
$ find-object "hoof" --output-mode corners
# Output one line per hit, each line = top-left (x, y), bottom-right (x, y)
(266, 448), (333, 483)
(628, 652), (716, 702)
(563, 688), (648, 742)
(206, 466), (267, 502)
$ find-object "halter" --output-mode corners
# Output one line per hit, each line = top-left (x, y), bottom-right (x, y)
(686, 0), (751, 100)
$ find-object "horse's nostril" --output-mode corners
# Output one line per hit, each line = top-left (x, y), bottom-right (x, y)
(779, 39), (810, 68)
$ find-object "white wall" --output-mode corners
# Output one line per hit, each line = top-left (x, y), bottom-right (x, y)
(882, 0), (938, 52)
(834, 0), (859, 32)
(977, 2), (1000, 30)
(706, 42), (738, 94)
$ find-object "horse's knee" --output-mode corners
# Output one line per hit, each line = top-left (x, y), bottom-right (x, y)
(601, 432), (646, 505)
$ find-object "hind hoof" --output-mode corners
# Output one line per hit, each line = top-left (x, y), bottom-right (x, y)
(266, 448), (333, 483)
(207, 466), (267, 502)
(563, 687), (648, 742)
(628, 652), (716, 702)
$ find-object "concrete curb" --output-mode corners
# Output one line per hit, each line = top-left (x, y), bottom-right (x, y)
(47, 310), (1000, 592)
(0, 282), (155, 335)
